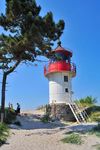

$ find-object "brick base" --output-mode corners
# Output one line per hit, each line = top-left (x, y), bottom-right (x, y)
(46, 104), (76, 121)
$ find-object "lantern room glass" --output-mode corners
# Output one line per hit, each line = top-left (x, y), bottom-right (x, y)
(50, 52), (71, 63)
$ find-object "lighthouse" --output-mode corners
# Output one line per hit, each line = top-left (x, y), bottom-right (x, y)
(44, 44), (76, 104)
(44, 42), (88, 122)
(44, 42), (77, 121)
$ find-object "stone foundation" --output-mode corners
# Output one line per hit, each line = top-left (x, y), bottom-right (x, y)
(46, 104), (76, 121)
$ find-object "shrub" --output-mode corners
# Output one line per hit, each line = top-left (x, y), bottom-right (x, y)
(0, 107), (16, 124)
(89, 112), (100, 122)
(86, 106), (100, 115)
(61, 133), (83, 145)
(0, 123), (9, 146)
(89, 124), (100, 137)
(75, 96), (97, 108)
(41, 114), (50, 123)
(93, 124), (100, 131)
(4, 108), (16, 124)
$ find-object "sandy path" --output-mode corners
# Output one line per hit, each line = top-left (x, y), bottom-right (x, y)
(0, 112), (100, 150)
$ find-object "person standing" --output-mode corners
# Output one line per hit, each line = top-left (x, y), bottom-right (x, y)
(16, 103), (21, 114)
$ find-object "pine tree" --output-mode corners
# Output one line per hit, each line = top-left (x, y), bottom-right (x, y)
(0, 0), (65, 122)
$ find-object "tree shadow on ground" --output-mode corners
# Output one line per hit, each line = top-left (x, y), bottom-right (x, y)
(9, 114), (65, 130)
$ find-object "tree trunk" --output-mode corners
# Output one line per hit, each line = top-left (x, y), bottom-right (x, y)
(0, 73), (7, 123)
(0, 61), (20, 123)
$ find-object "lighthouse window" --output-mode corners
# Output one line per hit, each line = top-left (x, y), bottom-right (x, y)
(65, 88), (68, 92)
(55, 52), (67, 61)
(64, 76), (68, 82)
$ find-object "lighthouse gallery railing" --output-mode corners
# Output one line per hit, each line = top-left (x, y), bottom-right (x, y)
(44, 61), (76, 76)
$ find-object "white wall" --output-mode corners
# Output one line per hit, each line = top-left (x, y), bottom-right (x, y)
(47, 72), (72, 104)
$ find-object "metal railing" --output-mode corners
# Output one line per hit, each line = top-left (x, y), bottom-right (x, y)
(44, 61), (76, 76)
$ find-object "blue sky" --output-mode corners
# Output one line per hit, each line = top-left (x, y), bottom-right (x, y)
(0, 0), (100, 110)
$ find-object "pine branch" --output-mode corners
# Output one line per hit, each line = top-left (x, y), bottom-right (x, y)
(5, 60), (20, 75)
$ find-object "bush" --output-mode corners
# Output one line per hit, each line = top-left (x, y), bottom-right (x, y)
(86, 106), (100, 115)
(41, 114), (50, 123)
(4, 108), (16, 124)
(89, 124), (100, 137)
(61, 133), (83, 145)
(0, 108), (16, 146)
(75, 96), (97, 108)
(0, 123), (9, 146)
(89, 112), (100, 122)
(0, 108), (16, 124)
(93, 124), (100, 131)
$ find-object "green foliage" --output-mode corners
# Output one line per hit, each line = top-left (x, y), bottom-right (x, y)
(0, 108), (16, 124)
(4, 108), (16, 124)
(0, 0), (65, 73)
(41, 114), (50, 123)
(40, 104), (51, 123)
(93, 124), (100, 131)
(85, 105), (100, 122)
(93, 144), (100, 150)
(89, 124), (100, 137)
(46, 104), (51, 116)
(75, 96), (97, 108)
(95, 144), (100, 150)
(86, 106), (100, 114)
(89, 112), (100, 122)
(61, 133), (83, 145)
(0, 123), (9, 146)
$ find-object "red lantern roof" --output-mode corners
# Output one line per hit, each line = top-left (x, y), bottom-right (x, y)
(53, 46), (72, 57)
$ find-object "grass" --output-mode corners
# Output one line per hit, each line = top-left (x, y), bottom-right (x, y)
(61, 133), (83, 145)
(61, 124), (100, 146)
(92, 144), (100, 150)
(0, 123), (9, 146)
(89, 124), (100, 137)
(0, 108), (17, 146)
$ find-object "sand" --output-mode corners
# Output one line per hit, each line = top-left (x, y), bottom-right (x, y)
(0, 110), (100, 150)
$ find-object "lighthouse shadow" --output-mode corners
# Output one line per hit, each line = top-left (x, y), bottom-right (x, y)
(10, 114), (65, 130)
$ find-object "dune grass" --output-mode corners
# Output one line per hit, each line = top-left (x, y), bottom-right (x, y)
(0, 108), (17, 146)
(61, 123), (100, 146)
(89, 124), (100, 137)
(0, 123), (9, 146)
(61, 133), (83, 145)
(92, 144), (100, 150)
